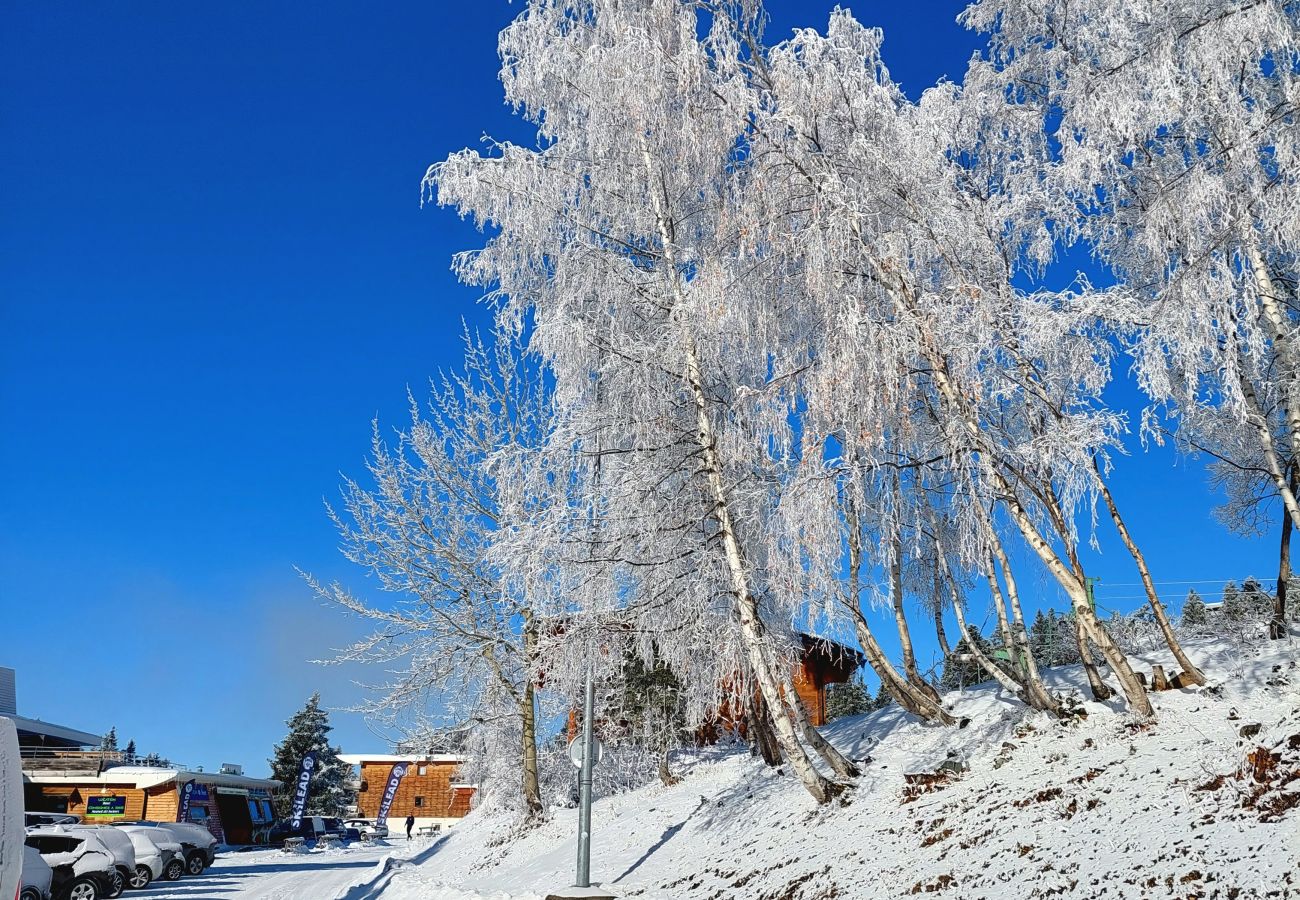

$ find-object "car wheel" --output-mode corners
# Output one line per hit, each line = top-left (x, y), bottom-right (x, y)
(186, 852), (206, 876)
(130, 864), (153, 889)
(68, 877), (99, 900)
(106, 870), (126, 899)
(21, 887), (42, 900)
(164, 859), (185, 881)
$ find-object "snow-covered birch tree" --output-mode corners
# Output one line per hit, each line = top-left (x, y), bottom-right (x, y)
(962, 0), (1300, 629)
(308, 326), (557, 818)
(431, 0), (851, 802)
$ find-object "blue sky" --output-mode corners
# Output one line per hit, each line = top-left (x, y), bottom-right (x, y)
(1, 1), (1279, 776)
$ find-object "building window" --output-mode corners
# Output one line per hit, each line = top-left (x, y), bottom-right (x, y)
(189, 806), (209, 822)
(359, 780), (369, 793)
(413, 797), (424, 808)
(418, 766), (427, 776)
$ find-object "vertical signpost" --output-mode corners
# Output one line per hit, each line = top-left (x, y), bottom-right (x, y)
(549, 664), (611, 900)
(576, 665), (596, 888)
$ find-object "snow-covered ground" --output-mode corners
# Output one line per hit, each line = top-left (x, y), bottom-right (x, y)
(126, 837), (440, 900)
(373, 636), (1299, 900)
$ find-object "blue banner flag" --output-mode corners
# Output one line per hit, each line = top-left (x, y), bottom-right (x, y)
(289, 751), (317, 830)
(177, 780), (196, 822)
(375, 762), (409, 827)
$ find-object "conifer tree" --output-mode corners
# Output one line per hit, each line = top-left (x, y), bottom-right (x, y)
(825, 675), (873, 722)
(100, 727), (118, 753)
(123, 739), (137, 763)
(1182, 590), (1208, 628)
(269, 693), (351, 818)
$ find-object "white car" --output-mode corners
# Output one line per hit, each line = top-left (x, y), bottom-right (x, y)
(115, 827), (185, 884)
(343, 818), (388, 839)
(23, 814), (80, 829)
(20, 845), (52, 900)
(67, 827), (134, 896)
(108, 821), (216, 876)
(24, 828), (119, 900)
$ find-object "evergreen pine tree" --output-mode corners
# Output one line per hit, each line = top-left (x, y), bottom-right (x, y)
(825, 674), (872, 721)
(939, 629), (998, 691)
(1221, 580), (1239, 618)
(1182, 590), (1208, 627)
(1029, 610), (1052, 665)
(1240, 577), (1271, 617)
(100, 726), (118, 753)
(123, 739), (137, 763)
(871, 682), (893, 711)
(268, 693), (351, 818)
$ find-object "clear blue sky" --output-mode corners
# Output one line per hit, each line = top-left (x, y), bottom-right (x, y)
(1, 1), (1277, 776)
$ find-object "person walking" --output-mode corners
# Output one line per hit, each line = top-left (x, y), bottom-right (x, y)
(405, 815), (415, 841)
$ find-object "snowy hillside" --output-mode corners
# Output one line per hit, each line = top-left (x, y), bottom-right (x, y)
(377, 638), (1299, 900)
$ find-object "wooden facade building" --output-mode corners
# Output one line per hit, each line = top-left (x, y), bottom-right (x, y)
(22, 756), (280, 845)
(339, 754), (475, 830)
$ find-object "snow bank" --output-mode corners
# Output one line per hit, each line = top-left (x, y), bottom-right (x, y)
(375, 637), (1300, 899)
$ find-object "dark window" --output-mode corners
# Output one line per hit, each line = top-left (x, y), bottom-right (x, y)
(413, 797), (424, 808)
(189, 806), (209, 822)
(27, 835), (83, 854)
(359, 780), (369, 793)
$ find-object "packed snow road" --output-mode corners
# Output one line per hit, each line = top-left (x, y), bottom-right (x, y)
(125, 838), (441, 900)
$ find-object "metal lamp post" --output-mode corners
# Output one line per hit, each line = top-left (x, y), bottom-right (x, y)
(576, 664), (596, 888)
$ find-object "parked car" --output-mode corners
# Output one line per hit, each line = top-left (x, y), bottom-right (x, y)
(23, 815), (80, 830)
(267, 816), (352, 845)
(106, 822), (215, 876)
(65, 829), (132, 897)
(343, 818), (388, 840)
(24, 829), (119, 900)
(113, 828), (184, 884)
(20, 845), (52, 900)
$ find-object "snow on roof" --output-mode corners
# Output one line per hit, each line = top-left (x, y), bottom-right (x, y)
(24, 766), (280, 791)
(337, 753), (466, 765)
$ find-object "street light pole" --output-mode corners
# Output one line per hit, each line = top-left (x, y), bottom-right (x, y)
(576, 662), (596, 888)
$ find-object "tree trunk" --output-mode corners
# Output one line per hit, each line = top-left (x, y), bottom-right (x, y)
(844, 505), (955, 725)
(1033, 479), (1115, 703)
(982, 554), (1017, 671)
(780, 672), (859, 779)
(975, 499), (1057, 707)
(931, 521), (1063, 714)
(746, 696), (783, 767)
(933, 592), (951, 659)
(1244, 241), (1300, 464)
(879, 264), (1150, 715)
(520, 613), (543, 819)
(644, 148), (838, 804)
(1090, 457), (1205, 684)
(949, 594), (1026, 695)
(1275, 465), (1297, 639)
(1239, 363), (1300, 531)
(888, 485), (940, 703)
(658, 749), (680, 787)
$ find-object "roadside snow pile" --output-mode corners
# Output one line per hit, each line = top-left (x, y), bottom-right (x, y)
(378, 638), (1300, 900)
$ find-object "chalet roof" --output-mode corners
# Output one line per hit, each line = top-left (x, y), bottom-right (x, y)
(9, 715), (102, 749)
(22, 765), (280, 791)
(337, 753), (466, 766)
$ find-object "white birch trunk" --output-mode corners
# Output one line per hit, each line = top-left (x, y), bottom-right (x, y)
(1245, 241), (1300, 464)
(779, 671), (860, 778)
(1089, 459), (1205, 685)
(642, 145), (837, 803)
